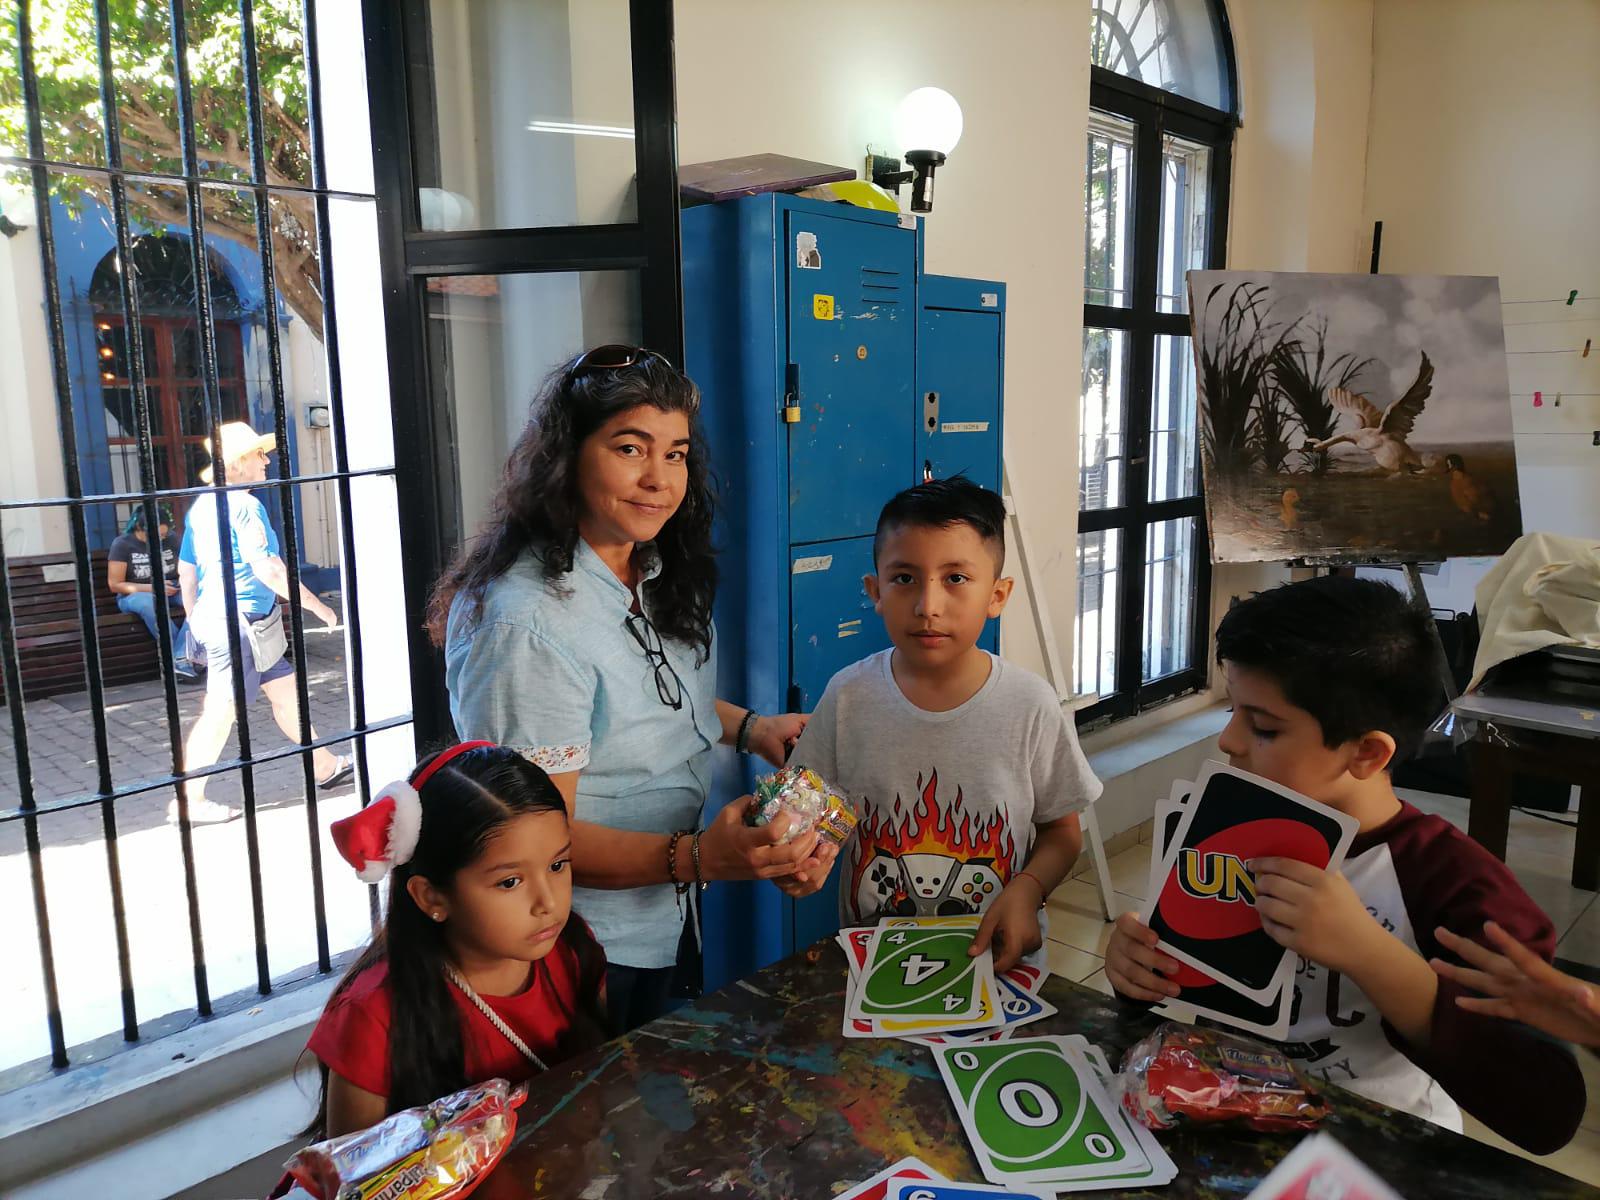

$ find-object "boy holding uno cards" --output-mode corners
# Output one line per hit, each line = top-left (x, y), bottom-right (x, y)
(787, 478), (1101, 972)
(1107, 577), (1585, 1153)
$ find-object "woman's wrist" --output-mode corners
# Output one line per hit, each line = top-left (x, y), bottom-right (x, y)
(735, 708), (760, 755)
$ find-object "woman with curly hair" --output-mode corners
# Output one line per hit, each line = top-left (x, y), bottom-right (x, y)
(430, 346), (835, 1034)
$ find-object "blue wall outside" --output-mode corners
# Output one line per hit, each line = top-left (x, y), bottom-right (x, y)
(46, 191), (313, 568)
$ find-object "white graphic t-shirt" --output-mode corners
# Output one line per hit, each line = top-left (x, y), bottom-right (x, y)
(790, 650), (1102, 926)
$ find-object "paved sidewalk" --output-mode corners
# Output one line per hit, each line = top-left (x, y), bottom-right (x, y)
(0, 626), (383, 1073)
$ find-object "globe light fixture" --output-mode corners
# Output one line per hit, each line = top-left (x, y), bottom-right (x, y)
(868, 87), (964, 214)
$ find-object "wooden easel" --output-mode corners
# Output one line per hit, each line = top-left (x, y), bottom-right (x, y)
(1002, 463), (1118, 921)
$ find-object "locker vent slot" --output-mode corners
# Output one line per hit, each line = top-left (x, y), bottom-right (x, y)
(860, 266), (904, 306)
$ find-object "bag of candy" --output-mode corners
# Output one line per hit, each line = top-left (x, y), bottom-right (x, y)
(745, 764), (856, 848)
(1114, 1022), (1330, 1133)
(280, 1078), (525, 1200)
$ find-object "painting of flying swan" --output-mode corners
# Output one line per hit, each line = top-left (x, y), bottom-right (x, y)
(1186, 270), (1523, 564)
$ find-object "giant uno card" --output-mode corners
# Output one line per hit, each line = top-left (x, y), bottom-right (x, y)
(1141, 762), (1356, 1002)
(1149, 789), (1295, 1039)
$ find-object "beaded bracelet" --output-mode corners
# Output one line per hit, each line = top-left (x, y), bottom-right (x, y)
(667, 829), (691, 895)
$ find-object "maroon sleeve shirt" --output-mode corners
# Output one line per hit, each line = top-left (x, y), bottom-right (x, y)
(1279, 801), (1585, 1154)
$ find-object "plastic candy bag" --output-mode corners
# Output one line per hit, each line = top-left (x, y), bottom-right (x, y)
(745, 764), (856, 847)
(282, 1078), (525, 1200)
(1114, 1022), (1330, 1133)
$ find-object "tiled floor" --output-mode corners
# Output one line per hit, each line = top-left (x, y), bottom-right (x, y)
(1044, 788), (1600, 1188)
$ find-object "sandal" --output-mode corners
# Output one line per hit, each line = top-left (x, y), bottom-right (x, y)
(317, 755), (355, 791)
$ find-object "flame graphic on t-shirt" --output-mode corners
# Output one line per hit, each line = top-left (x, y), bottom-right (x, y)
(845, 769), (1018, 921)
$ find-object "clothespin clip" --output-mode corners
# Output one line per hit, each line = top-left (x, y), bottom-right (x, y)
(1568, 290), (1580, 306)
(1593, 430), (1600, 446)
(1533, 390), (1543, 407)
(1554, 393), (1563, 407)
(1584, 339), (1592, 358)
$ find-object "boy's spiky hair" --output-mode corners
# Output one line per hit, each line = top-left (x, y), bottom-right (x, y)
(873, 476), (1006, 571)
(1215, 576), (1440, 763)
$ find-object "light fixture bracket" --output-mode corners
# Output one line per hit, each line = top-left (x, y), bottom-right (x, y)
(867, 151), (913, 193)
(867, 149), (947, 214)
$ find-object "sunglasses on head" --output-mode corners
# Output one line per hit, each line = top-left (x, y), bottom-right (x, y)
(568, 344), (672, 379)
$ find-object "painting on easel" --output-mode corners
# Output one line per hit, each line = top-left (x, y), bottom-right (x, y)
(1188, 270), (1524, 564)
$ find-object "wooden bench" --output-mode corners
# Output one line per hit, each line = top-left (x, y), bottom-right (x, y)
(2, 549), (163, 705)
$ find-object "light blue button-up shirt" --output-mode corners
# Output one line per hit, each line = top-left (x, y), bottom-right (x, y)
(444, 539), (719, 969)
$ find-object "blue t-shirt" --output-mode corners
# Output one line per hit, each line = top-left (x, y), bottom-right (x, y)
(180, 491), (281, 643)
(444, 539), (720, 970)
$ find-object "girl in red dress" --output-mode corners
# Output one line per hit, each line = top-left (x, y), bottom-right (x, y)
(307, 741), (606, 1137)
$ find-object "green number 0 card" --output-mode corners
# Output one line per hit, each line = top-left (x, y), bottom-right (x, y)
(933, 1037), (1149, 1187)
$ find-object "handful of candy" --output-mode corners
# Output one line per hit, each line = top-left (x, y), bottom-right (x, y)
(1114, 1022), (1330, 1133)
(745, 764), (856, 848)
(282, 1079), (525, 1200)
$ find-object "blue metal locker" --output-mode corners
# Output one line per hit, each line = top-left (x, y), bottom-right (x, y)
(682, 193), (1006, 989)
(784, 211), (917, 544)
(916, 274), (1007, 657)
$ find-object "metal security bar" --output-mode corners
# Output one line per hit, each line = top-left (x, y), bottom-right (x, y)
(2, 0), (402, 1072)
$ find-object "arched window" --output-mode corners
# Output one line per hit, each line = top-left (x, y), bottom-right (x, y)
(1091, 0), (1234, 111)
(1077, 0), (1237, 725)
(89, 236), (251, 519)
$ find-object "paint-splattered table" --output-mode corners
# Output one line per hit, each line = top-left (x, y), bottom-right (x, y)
(477, 941), (1598, 1198)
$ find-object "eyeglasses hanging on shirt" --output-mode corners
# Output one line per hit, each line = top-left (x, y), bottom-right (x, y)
(625, 611), (685, 710)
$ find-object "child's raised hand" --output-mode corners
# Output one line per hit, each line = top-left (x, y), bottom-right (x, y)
(1105, 911), (1181, 1002)
(700, 795), (823, 881)
(1251, 855), (1375, 975)
(1433, 921), (1600, 1048)
(969, 880), (1046, 974)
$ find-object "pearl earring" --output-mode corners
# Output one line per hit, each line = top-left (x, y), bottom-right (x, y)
(432, 912), (445, 922)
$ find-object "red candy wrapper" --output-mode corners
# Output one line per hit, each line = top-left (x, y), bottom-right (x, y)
(282, 1079), (525, 1200)
(1114, 1022), (1330, 1133)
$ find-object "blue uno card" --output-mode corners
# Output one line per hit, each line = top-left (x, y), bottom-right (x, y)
(887, 1182), (1049, 1200)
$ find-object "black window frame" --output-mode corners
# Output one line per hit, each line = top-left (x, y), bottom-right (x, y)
(1077, 65), (1236, 729)
(361, 0), (683, 747)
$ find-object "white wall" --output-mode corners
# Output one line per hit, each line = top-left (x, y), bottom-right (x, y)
(1204, 0), (1375, 676)
(1361, 0), (1600, 610)
(0, 218), (71, 556)
(676, 0), (1089, 683)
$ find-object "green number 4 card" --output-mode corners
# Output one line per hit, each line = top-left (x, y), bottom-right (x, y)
(848, 925), (994, 1025)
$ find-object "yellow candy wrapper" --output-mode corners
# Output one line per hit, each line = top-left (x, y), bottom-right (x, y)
(747, 764), (857, 848)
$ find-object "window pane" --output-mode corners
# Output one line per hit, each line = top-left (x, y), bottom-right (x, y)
(415, 0), (637, 230)
(1080, 327), (1128, 510)
(1149, 334), (1199, 501)
(426, 271), (643, 540)
(1085, 112), (1135, 306)
(1075, 528), (1121, 700)
(1157, 136), (1211, 313)
(1143, 517), (1198, 682)
(1090, 0), (1231, 111)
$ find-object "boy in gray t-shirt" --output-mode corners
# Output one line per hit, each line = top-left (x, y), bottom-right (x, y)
(789, 478), (1102, 971)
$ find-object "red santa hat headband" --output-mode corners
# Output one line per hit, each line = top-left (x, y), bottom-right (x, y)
(329, 741), (496, 884)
